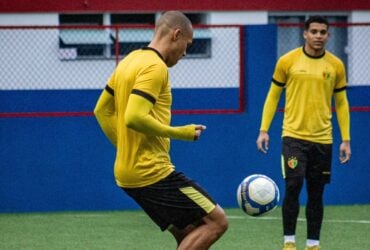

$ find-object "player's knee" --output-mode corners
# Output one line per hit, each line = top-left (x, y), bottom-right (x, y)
(212, 206), (229, 235)
(215, 215), (228, 236)
(218, 216), (229, 235)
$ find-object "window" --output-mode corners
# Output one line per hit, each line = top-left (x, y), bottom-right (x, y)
(109, 13), (155, 56)
(187, 28), (212, 58)
(184, 13), (208, 25)
(111, 13), (155, 25)
(269, 14), (348, 66)
(59, 14), (110, 59)
(110, 12), (211, 58)
(59, 14), (103, 25)
(184, 13), (211, 58)
(58, 13), (211, 60)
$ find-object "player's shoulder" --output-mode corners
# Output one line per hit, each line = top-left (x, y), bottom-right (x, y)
(324, 50), (345, 66)
(140, 47), (165, 60)
(123, 48), (166, 71)
(280, 47), (302, 61)
(276, 47), (301, 67)
(138, 48), (167, 69)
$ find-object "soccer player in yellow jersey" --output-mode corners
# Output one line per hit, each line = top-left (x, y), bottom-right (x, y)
(94, 11), (228, 249)
(256, 16), (351, 250)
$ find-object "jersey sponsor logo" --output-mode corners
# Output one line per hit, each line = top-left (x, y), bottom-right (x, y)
(287, 156), (298, 169)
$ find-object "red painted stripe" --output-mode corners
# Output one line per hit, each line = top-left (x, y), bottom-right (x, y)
(348, 107), (370, 112)
(0, 24), (242, 30)
(278, 23), (370, 28)
(0, 111), (93, 118)
(1, 0), (369, 13)
(0, 106), (368, 118)
(0, 109), (243, 118)
(239, 26), (246, 113)
(172, 109), (243, 115)
(278, 107), (370, 112)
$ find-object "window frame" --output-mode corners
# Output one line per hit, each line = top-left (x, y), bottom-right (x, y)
(58, 12), (212, 60)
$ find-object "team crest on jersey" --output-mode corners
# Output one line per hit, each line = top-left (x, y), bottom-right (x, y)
(287, 157), (298, 169)
(323, 71), (331, 80)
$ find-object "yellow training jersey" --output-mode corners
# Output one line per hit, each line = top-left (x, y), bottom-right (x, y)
(107, 47), (174, 188)
(272, 47), (347, 143)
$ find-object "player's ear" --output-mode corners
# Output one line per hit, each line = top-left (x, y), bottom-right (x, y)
(172, 28), (181, 41)
(303, 30), (307, 40)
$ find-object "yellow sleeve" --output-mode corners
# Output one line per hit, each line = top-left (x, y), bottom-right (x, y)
(334, 59), (347, 90)
(259, 83), (284, 132)
(125, 94), (196, 141)
(94, 88), (117, 147)
(334, 90), (350, 141)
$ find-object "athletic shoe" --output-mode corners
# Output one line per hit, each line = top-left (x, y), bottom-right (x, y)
(305, 246), (320, 250)
(283, 242), (296, 250)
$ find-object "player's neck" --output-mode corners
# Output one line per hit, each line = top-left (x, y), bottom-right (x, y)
(148, 40), (169, 65)
(303, 44), (325, 58)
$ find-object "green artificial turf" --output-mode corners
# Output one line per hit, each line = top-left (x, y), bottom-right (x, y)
(1, 205), (369, 249)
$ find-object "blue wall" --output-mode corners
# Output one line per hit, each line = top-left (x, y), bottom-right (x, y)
(1, 25), (369, 213)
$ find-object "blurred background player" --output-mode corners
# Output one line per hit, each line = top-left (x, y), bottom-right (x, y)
(256, 16), (351, 250)
(94, 11), (228, 249)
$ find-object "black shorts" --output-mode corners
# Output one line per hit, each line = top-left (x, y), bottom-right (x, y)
(282, 137), (332, 183)
(122, 171), (217, 231)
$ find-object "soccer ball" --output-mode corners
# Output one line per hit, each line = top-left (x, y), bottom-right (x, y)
(237, 174), (280, 216)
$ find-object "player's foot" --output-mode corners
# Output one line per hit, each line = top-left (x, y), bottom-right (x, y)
(305, 246), (320, 250)
(283, 242), (296, 250)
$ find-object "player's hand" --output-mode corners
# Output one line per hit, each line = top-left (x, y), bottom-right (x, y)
(256, 131), (269, 154)
(194, 125), (206, 140)
(339, 141), (351, 164)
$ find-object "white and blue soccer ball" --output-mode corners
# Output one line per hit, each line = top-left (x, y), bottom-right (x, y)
(237, 174), (280, 216)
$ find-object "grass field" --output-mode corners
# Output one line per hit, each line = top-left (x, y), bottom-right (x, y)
(1, 205), (369, 249)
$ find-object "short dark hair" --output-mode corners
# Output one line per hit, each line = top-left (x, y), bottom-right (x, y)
(304, 16), (329, 30)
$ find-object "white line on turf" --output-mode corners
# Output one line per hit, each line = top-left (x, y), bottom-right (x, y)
(227, 215), (370, 224)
